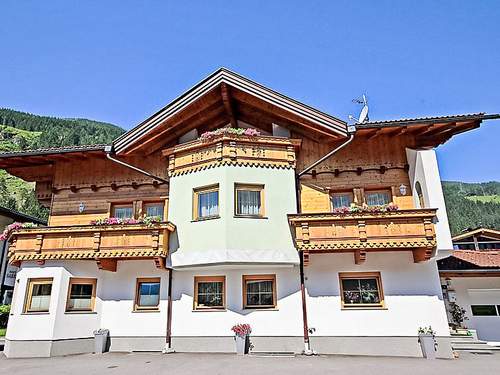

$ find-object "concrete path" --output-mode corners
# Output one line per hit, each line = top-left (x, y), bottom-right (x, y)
(1, 352), (498, 375)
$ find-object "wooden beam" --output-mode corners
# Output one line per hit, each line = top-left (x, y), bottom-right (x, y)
(354, 250), (366, 265)
(388, 126), (407, 136)
(221, 83), (237, 127)
(412, 248), (432, 263)
(154, 256), (166, 269)
(96, 258), (117, 272)
(366, 128), (383, 140)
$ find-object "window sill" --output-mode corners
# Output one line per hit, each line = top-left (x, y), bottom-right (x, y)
(341, 306), (387, 311)
(21, 311), (50, 315)
(133, 308), (161, 313)
(234, 215), (268, 219)
(64, 311), (97, 314)
(243, 307), (278, 311)
(192, 308), (227, 312)
(191, 215), (220, 222)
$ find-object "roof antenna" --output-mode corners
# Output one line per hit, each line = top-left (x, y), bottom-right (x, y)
(348, 94), (369, 124)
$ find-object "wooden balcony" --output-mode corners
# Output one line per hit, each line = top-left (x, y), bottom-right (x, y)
(162, 135), (301, 176)
(288, 209), (437, 265)
(8, 222), (176, 271)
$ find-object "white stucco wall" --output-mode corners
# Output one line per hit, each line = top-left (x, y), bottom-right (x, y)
(6, 260), (170, 341)
(305, 252), (450, 337)
(444, 277), (500, 341)
(168, 166), (299, 267)
(406, 148), (453, 252)
(171, 266), (303, 337)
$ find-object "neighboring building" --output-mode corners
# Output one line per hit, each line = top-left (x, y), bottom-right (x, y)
(0, 206), (46, 304)
(438, 228), (500, 341)
(452, 227), (500, 250)
(0, 68), (498, 358)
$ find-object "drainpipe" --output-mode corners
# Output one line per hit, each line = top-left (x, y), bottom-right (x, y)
(298, 130), (356, 178)
(295, 126), (356, 355)
(104, 145), (169, 185)
(163, 266), (174, 353)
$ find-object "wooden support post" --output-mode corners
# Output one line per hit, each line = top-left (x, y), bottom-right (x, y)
(96, 258), (117, 272)
(301, 222), (310, 244)
(92, 232), (101, 252)
(34, 234), (44, 254)
(358, 220), (367, 242)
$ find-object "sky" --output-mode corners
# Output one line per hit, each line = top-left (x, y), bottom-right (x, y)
(1, 1), (499, 182)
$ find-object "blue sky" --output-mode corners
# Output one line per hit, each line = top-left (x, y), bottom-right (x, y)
(1, 1), (499, 182)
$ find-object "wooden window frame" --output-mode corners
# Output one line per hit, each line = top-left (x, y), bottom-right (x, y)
(364, 189), (393, 206)
(242, 274), (277, 309)
(192, 184), (220, 221)
(193, 276), (226, 311)
(143, 201), (166, 220)
(134, 277), (161, 312)
(65, 277), (97, 313)
(111, 203), (134, 219)
(24, 278), (53, 313)
(339, 272), (385, 309)
(330, 191), (354, 210)
(234, 183), (266, 218)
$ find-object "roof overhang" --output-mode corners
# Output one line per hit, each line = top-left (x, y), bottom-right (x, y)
(355, 113), (500, 148)
(113, 68), (348, 155)
(452, 227), (500, 242)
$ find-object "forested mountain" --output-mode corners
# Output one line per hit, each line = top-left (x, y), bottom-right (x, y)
(442, 181), (500, 236)
(0, 108), (125, 220)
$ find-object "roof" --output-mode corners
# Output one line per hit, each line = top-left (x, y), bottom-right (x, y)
(450, 250), (500, 268)
(0, 206), (46, 224)
(113, 67), (348, 154)
(357, 113), (500, 128)
(452, 227), (500, 242)
(0, 144), (106, 158)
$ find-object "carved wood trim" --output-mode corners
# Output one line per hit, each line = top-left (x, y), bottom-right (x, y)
(354, 250), (367, 265)
(96, 258), (117, 272)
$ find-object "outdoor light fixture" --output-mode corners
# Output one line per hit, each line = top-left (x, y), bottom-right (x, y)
(78, 202), (85, 213)
(399, 184), (407, 196)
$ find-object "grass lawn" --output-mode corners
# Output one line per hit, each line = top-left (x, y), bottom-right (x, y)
(465, 195), (500, 204)
(0, 328), (6, 337)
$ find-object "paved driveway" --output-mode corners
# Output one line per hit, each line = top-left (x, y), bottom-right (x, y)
(1, 352), (498, 375)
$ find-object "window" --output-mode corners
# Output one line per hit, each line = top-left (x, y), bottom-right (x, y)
(135, 278), (160, 311)
(331, 192), (353, 209)
(415, 181), (425, 208)
(24, 278), (53, 313)
(144, 202), (164, 219)
(193, 276), (225, 310)
(112, 204), (134, 219)
(242, 275), (276, 309)
(66, 278), (96, 312)
(235, 184), (265, 217)
(193, 185), (219, 220)
(339, 272), (384, 308)
(471, 305), (498, 316)
(365, 190), (391, 206)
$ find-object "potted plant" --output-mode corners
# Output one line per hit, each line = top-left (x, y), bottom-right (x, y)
(418, 326), (437, 359)
(231, 323), (251, 355)
(449, 303), (469, 334)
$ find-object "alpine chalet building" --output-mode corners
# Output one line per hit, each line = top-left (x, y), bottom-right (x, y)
(0, 68), (497, 358)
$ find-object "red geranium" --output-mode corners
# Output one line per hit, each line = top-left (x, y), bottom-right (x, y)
(231, 323), (252, 337)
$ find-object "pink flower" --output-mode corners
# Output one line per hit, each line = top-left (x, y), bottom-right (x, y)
(231, 323), (252, 337)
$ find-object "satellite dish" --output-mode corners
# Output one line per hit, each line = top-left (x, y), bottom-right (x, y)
(349, 94), (369, 124)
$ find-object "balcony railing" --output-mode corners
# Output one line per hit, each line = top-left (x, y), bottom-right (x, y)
(288, 209), (437, 265)
(162, 135), (301, 176)
(8, 222), (175, 271)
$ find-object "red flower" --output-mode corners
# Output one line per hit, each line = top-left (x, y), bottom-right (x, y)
(231, 323), (252, 337)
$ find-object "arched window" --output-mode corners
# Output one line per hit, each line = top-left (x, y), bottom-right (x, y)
(415, 181), (425, 208)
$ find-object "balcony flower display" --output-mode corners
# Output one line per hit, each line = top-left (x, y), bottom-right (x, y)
(200, 127), (261, 141)
(0, 222), (38, 241)
(332, 202), (399, 215)
(90, 216), (162, 226)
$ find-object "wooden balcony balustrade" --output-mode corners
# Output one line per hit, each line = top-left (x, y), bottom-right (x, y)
(162, 135), (301, 176)
(288, 209), (437, 265)
(7, 222), (176, 271)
